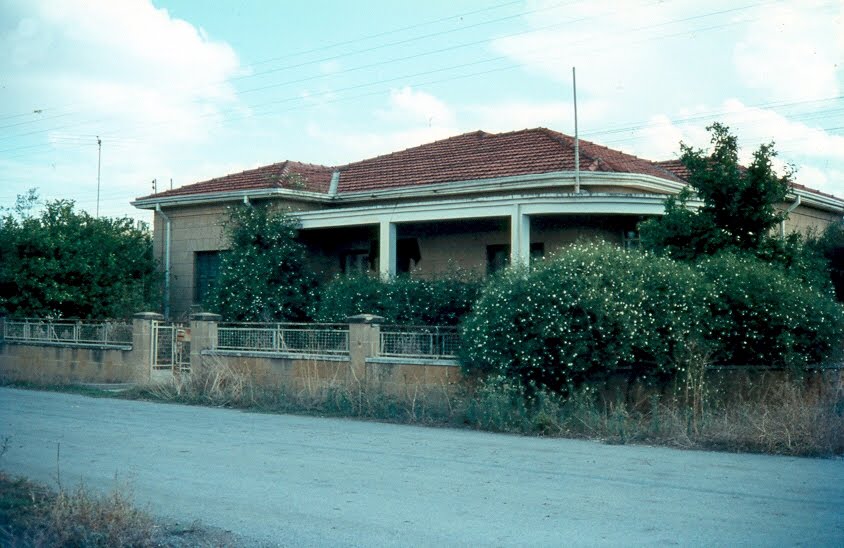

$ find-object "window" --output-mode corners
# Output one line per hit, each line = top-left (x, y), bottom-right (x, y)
(194, 251), (221, 304)
(486, 244), (510, 274)
(341, 250), (370, 275)
(487, 243), (544, 274)
(397, 238), (421, 274)
(623, 230), (640, 250)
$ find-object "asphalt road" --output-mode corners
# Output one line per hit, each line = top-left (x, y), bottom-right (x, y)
(1, 387), (842, 546)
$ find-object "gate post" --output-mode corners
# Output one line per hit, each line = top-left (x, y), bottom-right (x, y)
(132, 312), (163, 383)
(190, 313), (221, 374)
(346, 314), (384, 385)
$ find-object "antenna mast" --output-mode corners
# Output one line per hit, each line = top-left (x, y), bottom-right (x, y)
(572, 67), (580, 194)
(96, 136), (102, 217)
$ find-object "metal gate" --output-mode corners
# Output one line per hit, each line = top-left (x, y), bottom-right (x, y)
(151, 321), (191, 379)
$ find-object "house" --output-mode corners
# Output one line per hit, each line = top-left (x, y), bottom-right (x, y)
(131, 128), (844, 319)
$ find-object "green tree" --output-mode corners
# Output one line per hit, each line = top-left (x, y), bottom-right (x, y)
(0, 193), (158, 318)
(640, 123), (791, 259)
(206, 204), (315, 321)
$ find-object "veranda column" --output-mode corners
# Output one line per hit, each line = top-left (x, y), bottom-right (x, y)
(379, 220), (397, 279)
(510, 205), (531, 267)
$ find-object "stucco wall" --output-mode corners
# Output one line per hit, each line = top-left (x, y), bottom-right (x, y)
(781, 204), (840, 235)
(0, 343), (143, 384)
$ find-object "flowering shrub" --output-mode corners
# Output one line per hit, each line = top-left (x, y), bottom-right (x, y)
(309, 273), (482, 325)
(460, 244), (710, 393)
(696, 253), (844, 367)
(460, 243), (844, 393)
(207, 205), (316, 321)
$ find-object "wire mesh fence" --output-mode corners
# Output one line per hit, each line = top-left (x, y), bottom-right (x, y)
(379, 325), (460, 360)
(217, 323), (350, 356)
(2, 318), (133, 348)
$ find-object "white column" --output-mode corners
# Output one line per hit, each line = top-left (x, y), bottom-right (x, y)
(510, 206), (531, 267)
(379, 220), (397, 279)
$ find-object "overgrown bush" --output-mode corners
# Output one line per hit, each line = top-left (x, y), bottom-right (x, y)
(0, 191), (158, 318)
(460, 243), (710, 393)
(696, 253), (844, 367)
(460, 243), (844, 394)
(206, 204), (316, 321)
(309, 273), (482, 325)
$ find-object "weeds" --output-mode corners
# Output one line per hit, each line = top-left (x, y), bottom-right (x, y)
(11, 362), (843, 457)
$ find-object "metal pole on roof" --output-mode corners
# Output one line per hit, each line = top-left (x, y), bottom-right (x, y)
(573, 67), (580, 194)
(96, 136), (102, 217)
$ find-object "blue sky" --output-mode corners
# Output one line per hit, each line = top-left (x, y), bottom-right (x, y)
(2, 0), (842, 222)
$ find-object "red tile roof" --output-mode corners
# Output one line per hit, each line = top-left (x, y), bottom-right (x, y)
(136, 128), (837, 202)
(136, 160), (334, 200)
(655, 160), (840, 201)
(334, 128), (683, 193)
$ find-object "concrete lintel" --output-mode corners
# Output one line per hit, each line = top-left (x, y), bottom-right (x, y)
(346, 314), (385, 325)
(133, 312), (164, 321)
(191, 313), (222, 322)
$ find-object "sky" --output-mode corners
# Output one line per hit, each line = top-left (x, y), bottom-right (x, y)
(1, 0), (843, 224)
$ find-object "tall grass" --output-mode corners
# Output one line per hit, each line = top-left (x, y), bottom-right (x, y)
(127, 356), (844, 457)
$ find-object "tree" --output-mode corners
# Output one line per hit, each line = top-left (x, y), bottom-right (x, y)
(205, 204), (315, 321)
(0, 193), (158, 318)
(640, 123), (791, 259)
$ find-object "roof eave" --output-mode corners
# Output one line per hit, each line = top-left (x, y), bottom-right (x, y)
(131, 187), (332, 209)
(790, 188), (844, 213)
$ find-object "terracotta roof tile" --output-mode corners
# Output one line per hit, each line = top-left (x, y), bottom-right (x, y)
(335, 128), (683, 193)
(135, 160), (334, 201)
(136, 129), (836, 202)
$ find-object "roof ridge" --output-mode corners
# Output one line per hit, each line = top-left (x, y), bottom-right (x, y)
(338, 130), (493, 169)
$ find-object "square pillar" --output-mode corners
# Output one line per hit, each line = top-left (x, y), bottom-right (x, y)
(510, 206), (531, 267)
(346, 314), (384, 384)
(132, 312), (163, 383)
(379, 220), (397, 279)
(190, 313), (220, 374)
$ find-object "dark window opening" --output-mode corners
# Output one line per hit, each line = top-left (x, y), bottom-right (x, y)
(530, 242), (545, 261)
(341, 250), (371, 275)
(397, 238), (421, 274)
(486, 244), (510, 275)
(194, 251), (221, 304)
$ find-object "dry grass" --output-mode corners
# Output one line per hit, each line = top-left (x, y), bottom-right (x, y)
(0, 474), (156, 547)
(0, 473), (241, 547)
(120, 361), (844, 457)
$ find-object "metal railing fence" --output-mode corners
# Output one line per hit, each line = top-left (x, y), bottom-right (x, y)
(2, 318), (133, 348)
(217, 323), (350, 355)
(379, 325), (459, 360)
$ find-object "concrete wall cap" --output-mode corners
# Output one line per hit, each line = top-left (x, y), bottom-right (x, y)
(191, 312), (222, 321)
(133, 312), (164, 320)
(345, 313), (385, 325)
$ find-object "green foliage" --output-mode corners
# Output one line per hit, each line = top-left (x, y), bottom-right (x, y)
(460, 243), (844, 394)
(309, 272), (482, 325)
(206, 204), (316, 321)
(695, 253), (844, 368)
(640, 123), (791, 259)
(460, 243), (710, 393)
(0, 193), (157, 318)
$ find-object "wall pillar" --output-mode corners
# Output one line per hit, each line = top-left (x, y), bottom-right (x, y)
(346, 314), (383, 384)
(190, 313), (220, 374)
(379, 220), (397, 279)
(510, 205), (531, 267)
(132, 312), (163, 383)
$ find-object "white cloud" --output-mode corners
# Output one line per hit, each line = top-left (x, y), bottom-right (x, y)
(733, 0), (842, 102)
(0, 0), (245, 219)
(620, 99), (844, 196)
(375, 87), (456, 127)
